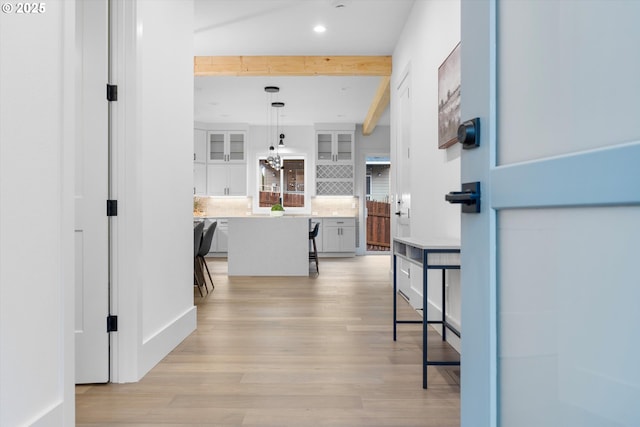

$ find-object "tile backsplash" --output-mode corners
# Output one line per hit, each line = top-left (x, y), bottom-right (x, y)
(194, 196), (253, 217)
(310, 196), (359, 217)
(194, 195), (359, 218)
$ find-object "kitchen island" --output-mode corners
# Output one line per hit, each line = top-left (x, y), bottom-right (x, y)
(227, 216), (310, 276)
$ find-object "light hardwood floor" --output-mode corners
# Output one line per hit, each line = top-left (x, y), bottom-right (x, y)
(76, 256), (460, 426)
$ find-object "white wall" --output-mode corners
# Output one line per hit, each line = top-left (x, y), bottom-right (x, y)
(112, 0), (196, 382)
(0, 0), (75, 424)
(391, 0), (462, 345)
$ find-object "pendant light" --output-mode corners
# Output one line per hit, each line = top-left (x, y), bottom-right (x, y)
(272, 101), (285, 148)
(271, 101), (284, 170)
(264, 86), (279, 168)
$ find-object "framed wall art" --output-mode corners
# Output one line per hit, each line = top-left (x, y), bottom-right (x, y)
(438, 42), (461, 149)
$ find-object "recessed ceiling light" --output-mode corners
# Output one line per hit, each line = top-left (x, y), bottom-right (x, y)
(314, 25), (326, 33)
(332, 0), (350, 8)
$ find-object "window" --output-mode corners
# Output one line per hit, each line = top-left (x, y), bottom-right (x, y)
(258, 157), (305, 209)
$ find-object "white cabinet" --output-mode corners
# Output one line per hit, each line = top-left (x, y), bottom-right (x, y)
(208, 131), (245, 163)
(194, 128), (247, 196)
(207, 163), (246, 196)
(193, 163), (206, 195)
(205, 218), (229, 255)
(194, 129), (207, 195)
(322, 218), (356, 253)
(215, 219), (228, 252)
(316, 131), (353, 164)
(194, 129), (207, 163)
(315, 130), (354, 195)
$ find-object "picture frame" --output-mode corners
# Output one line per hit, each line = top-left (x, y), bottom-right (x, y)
(438, 42), (461, 149)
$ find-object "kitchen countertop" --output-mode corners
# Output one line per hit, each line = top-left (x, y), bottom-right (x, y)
(194, 214), (356, 219)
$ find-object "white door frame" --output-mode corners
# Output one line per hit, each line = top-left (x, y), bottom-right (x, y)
(363, 153), (391, 255)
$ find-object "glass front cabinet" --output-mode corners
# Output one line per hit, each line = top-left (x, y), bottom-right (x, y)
(208, 131), (245, 163)
(315, 131), (353, 164)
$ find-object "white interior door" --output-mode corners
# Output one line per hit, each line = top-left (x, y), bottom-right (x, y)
(395, 73), (411, 236)
(460, 2), (640, 426)
(74, 0), (110, 384)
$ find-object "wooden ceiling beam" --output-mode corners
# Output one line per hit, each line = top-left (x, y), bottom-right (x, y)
(194, 56), (391, 76)
(362, 76), (391, 136)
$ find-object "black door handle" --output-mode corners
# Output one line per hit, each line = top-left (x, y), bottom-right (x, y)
(395, 212), (402, 216)
(445, 182), (481, 213)
(445, 191), (478, 204)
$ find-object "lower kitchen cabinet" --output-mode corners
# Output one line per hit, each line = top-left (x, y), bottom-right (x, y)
(216, 219), (228, 252)
(204, 218), (228, 256)
(322, 218), (356, 254)
(200, 217), (355, 258)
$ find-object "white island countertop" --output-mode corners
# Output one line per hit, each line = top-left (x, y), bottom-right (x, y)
(227, 216), (310, 276)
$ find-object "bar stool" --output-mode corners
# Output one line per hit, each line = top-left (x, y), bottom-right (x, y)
(193, 221), (206, 296)
(197, 221), (217, 292)
(309, 222), (320, 274)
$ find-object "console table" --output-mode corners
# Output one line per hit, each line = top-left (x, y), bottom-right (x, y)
(392, 237), (461, 388)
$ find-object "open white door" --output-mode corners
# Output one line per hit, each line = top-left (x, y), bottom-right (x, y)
(460, 1), (640, 426)
(395, 72), (411, 237)
(74, 0), (110, 384)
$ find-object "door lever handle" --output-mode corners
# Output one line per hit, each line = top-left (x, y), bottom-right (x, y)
(445, 182), (481, 213)
(445, 191), (478, 204)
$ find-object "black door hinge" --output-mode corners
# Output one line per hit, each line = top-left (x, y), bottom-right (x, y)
(107, 315), (118, 332)
(106, 200), (118, 216)
(106, 84), (118, 101)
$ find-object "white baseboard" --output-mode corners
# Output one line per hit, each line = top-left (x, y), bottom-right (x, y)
(28, 400), (64, 427)
(139, 306), (197, 378)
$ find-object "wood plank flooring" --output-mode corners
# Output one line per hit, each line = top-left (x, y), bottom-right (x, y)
(76, 256), (460, 426)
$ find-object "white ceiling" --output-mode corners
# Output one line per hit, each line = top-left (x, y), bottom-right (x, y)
(193, 0), (415, 126)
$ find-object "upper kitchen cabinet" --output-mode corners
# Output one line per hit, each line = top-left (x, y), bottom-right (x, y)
(207, 163), (246, 196)
(194, 163), (207, 195)
(316, 131), (353, 164)
(194, 129), (207, 195)
(194, 126), (248, 196)
(194, 129), (207, 163)
(208, 131), (245, 163)
(315, 129), (355, 196)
